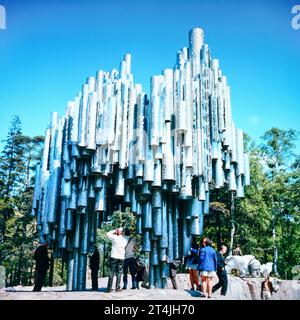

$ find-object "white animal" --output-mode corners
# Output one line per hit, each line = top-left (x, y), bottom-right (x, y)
(260, 262), (273, 276)
(225, 255), (261, 277)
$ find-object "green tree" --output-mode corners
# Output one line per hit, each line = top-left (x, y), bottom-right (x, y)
(0, 116), (26, 247)
(235, 144), (273, 263)
(0, 116), (44, 285)
(0, 116), (26, 198)
(260, 128), (299, 276)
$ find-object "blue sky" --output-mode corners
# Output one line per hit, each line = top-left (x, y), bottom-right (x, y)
(0, 0), (299, 153)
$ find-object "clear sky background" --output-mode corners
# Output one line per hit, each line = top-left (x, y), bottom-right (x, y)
(0, 0), (299, 153)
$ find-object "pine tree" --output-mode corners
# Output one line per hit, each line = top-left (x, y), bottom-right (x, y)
(0, 116), (44, 285)
(0, 116), (26, 198)
(0, 116), (25, 246)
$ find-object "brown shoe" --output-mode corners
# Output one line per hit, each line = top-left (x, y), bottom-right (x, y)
(115, 288), (122, 292)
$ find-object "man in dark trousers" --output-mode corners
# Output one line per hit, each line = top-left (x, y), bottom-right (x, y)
(33, 241), (50, 292)
(212, 245), (228, 296)
(122, 229), (138, 290)
(89, 245), (100, 291)
(169, 259), (181, 289)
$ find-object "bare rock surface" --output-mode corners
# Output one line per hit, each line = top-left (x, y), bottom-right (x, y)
(1, 274), (299, 300)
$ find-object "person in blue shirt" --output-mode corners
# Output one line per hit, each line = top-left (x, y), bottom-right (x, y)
(192, 237), (217, 298)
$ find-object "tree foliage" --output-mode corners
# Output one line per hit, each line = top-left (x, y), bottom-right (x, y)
(0, 116), (44, 286)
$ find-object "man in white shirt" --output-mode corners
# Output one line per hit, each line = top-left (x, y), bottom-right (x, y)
(105, 227), (129, 292)
(122, 229), (138, 290)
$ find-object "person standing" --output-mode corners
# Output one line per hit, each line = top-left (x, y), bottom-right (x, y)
(122, 229), (138, 290)
(261, 275), (276, 300)
(212, 245), (228, 296)
(135, 257), (150, 289)
(169, 259), (181, 289)
(105, 227), (129, 293)
(233, 244), (243, 256)
(33, 241), (50, 292)
(89, 245), (100, 291)
(186, 236), (200, 291)
(197, 238), (217, 298)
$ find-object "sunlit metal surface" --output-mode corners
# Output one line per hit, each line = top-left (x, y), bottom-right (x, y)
(32, 28), (250, 290)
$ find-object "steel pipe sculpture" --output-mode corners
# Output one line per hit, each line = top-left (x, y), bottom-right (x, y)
(32, 28), (250, 290)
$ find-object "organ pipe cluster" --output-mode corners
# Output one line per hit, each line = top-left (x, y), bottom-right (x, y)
(32, 28), (250, 290)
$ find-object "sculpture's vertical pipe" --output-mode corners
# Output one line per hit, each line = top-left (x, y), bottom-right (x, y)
(67, 251), (74, 291)
(167, 194), (174, 261)
(78, 253), (87, 291)
(72, 248), (79, 290)
(189, 28), (204, 77)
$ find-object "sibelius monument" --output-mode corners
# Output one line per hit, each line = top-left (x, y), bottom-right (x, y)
(31, 28), (250, 290)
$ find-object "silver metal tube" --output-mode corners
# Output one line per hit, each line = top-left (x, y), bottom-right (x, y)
(72, 248), (79, 290)
(67, 251), (74, 291)
(151, 241), (159, 266)
(86, 92), (97, 151)
(168, 198), (174, 261)
(77, 84), (89, 148)
(160, 195), (168, 249)
(142, 201), (152, 230)
(78, 253), (87, 290)
(66, 209), (74, 231)
(73, 212), (81, 249)
(153, 208), (162, 236)
(189, 28), (204, 77)
(142, 230), (151, 252)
